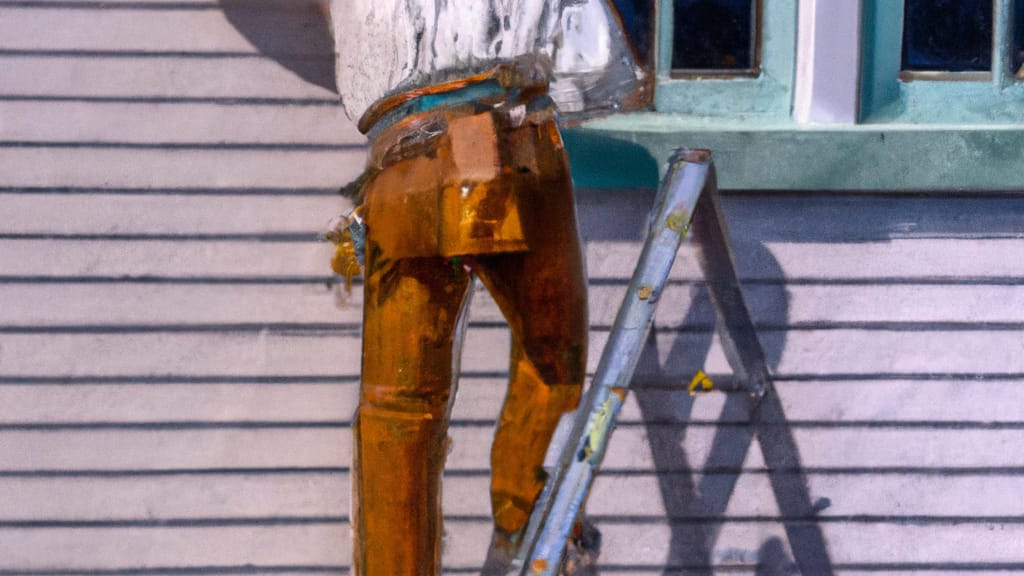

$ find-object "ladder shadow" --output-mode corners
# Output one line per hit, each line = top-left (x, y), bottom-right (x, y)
(631, 239), (833, 575)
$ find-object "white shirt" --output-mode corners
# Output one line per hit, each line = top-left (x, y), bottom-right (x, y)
(329, 0), (643, 123)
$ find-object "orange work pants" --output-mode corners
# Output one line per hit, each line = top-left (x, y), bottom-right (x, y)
(352, 94), (588, 575)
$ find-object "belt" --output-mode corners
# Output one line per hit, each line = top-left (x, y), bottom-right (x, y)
(357, 54), (553, 135)
(367, 91), (557, 174)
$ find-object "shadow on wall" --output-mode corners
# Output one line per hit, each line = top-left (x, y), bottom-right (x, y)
(628, 245), (828, 576)
(563, 129), (661, 190)
(220, 0), (337, 93)
(577, 167), (829, 574)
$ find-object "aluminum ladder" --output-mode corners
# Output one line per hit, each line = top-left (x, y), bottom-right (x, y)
(514, 148), (775, 575)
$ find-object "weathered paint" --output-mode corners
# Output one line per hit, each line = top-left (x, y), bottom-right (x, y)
(566, 119), (1024, 190)
(563, 0), (1024, 191)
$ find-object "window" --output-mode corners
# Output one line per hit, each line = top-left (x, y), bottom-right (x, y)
(861, 0), (1024, 123)
(654, 0), (796, 117)
(902, 0), (993, 76)
(672, 0), (759, 75)
(575, 0), (1024, 191)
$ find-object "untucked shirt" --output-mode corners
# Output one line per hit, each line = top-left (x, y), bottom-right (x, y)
(329, 0), (643, 123)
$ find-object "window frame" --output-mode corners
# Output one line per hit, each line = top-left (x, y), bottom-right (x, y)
(860, 0), (1024, 123)
(668, 0), (763, 77)
(570, 0), (1024, 191)
(653, 0), (798, 118)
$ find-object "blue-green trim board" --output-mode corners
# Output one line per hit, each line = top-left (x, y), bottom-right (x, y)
(567, 118), (1024, 190)
(565, 0), (1024, 191)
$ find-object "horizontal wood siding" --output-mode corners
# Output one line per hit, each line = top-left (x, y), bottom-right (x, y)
(2, 1), (1024, 574)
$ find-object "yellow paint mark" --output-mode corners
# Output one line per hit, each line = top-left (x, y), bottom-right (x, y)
(583, 398), (615, 462)
(531, 558), (548, 573)
(637, 285), (653, 300)
(666, 210), (691, 234)
(688, 370), (714, 396)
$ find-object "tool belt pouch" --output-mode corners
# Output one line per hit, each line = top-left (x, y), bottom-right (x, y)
(364, 106), (531, 260)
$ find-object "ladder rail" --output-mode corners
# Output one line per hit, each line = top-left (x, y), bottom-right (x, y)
(514, 147), (777, 574)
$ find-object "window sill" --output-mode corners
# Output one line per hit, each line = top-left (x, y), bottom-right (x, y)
(565, 113), (1024, 191)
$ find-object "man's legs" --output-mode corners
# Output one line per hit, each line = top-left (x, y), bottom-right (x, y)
(354, 254), (472, 576)
(471, 173), (589, 542)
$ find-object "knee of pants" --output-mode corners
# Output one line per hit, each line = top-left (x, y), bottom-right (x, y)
(519, 338), (587, 390)
(359, 383), (452, 421)
(548, 378), (583, 412)
(512, 350), (584, 414)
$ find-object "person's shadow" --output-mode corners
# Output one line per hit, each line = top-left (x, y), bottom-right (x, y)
(220, 0), (337, 93)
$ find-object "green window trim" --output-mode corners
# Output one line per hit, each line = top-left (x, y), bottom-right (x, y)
(567, 118), (1024, 190)
(654, 0), (798, 118)
(564, 0), (1024, 192)
(861, 0), (1024, 124)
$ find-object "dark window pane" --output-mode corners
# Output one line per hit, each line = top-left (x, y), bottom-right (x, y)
(613, 0), (654, 67)
(1014, 0), (1024, 74)
(672, 0), (756, 71)
(902, 0), (993, 72)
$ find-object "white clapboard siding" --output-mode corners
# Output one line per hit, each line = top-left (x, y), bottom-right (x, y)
(586, 472), (1024, 517)
(10, 236), (1024, 280)
(450, 426), (1024, 471)
(0, 475), (347, 519)
(587, 238), (1024, 280)
(0, 7), (327, 53)
(0, 284), (354, 323)
(5, 325), (1019, 381)
(622, 380), (1024, 423)
(0, 383), (358, 423)
(0, 148), (365, 188)
(4, 280), (1024, 328)
(0, 101), (361, 144)
(589, 522), (1024, 566)
(0, 240), (337, 276)
(6, 281), (1024, 331)
(0, 194), (350, 234)
(6, 375), (1024, 429)
(590, 329), (1024, 379)
(0, 525), (351, 568)
(0, 56), (339, 98)
(7, 473), (1021, 551)
(4, 0), (1024, 574)
(0, 429), (350, 470)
